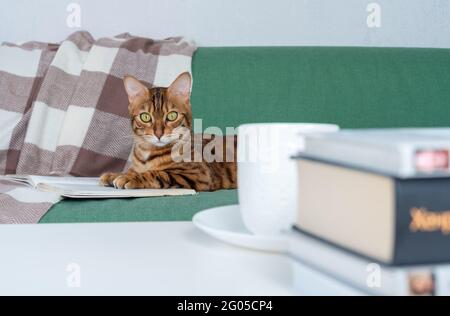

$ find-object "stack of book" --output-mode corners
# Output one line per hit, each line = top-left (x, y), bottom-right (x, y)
(290, 128), (450, 295)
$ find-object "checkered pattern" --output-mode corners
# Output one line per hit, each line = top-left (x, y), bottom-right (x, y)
(0, 31), (196, 223)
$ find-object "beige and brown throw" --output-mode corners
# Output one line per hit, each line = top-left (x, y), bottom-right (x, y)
(0, 31), (196, 223)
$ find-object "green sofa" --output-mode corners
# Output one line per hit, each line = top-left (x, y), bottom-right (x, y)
(40, 46), (450, 223)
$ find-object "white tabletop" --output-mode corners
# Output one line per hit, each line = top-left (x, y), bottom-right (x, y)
(0, 221), (294, 295)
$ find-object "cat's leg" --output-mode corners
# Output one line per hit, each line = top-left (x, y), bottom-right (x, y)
(112, 169), (210, 190)
(99, 172), (123, 187)
(112, 170), (172, 189)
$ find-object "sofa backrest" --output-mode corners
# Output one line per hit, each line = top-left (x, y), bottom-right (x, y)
(191, 47), (450, 131)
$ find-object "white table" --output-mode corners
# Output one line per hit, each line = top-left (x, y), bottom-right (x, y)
(0, 222), (294, 295)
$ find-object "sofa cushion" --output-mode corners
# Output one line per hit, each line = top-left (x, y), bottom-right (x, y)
(191, 46), (450, 130)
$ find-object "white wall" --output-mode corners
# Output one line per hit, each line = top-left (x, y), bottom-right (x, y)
(0, 0), (449, 47)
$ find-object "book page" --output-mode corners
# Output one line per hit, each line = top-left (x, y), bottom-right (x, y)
(28, 176), (99, 187)
(36, 183), (196, 198)
(2, 175), (197, 198)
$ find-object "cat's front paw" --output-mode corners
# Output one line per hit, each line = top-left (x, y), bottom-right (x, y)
(112, 174), (143, 189)
(99, 172), (121, 187)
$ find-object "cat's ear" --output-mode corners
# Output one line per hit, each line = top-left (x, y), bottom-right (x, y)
(123, 76), (149, 103)
(168, 72), (191, 102)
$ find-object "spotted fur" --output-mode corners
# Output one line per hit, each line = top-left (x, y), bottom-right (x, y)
(99, 72), (237, 191)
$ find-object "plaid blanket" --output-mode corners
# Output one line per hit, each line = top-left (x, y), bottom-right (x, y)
(0, 31), (196, 223)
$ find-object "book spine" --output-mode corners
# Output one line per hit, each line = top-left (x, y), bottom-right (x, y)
(393, 177), (450, 265)
(289, 232), (408, 295)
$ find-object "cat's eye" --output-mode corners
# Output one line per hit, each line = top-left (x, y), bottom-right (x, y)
(166, 111), (178, 121)
(139, 112), (151, 123)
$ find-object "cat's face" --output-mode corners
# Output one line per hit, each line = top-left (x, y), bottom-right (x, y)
(124, 73), (192, 148)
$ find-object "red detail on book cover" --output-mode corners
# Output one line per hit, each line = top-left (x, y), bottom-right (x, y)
(415, 150), (449, 172)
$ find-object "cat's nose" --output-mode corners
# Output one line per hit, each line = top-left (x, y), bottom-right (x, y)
(154, 129), (163, 140)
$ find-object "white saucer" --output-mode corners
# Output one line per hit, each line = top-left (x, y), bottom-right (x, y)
(192, 204), (288, 253)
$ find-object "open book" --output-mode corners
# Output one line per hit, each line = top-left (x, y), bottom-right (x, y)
(0, 175), (197, 199)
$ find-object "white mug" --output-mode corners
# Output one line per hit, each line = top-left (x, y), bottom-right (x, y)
(237, 123), (339, 235)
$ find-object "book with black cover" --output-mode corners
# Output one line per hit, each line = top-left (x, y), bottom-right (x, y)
(294, 156), (450, 265)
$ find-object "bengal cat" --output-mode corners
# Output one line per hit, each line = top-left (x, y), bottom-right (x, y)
(99, 72), (237, 191)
